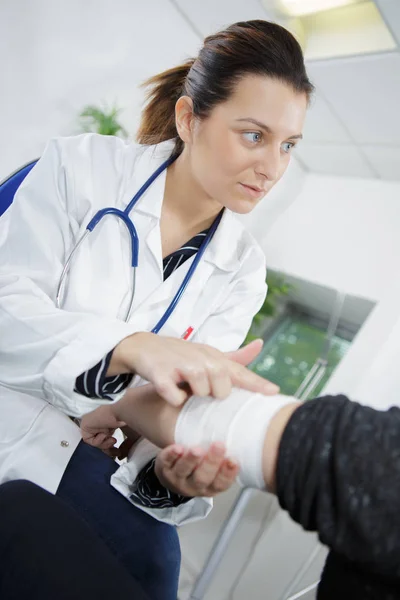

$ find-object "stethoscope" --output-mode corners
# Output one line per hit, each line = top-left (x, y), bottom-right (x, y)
(55, 155), (223, 332)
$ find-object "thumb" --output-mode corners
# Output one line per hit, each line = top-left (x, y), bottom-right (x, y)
(226, 339), (263, 366)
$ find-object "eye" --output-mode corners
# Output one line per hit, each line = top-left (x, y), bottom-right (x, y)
(243, 132), (263, 144)
(282, 141), (296, 154)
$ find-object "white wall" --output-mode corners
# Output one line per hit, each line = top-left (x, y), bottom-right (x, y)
(262, 173), (400, 302)
(260, 169), (400, 406)
(354, 310), (400, 409)
(0, 0), (305, 238)
(0, 0), (201, 179)
(323, 274), (400, 409)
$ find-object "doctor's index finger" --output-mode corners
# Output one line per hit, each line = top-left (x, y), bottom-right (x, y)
(231, 363), (279, 395)
(154, 375), (188, 406)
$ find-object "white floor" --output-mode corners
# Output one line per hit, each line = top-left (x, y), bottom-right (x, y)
(177, 484), (327, 600)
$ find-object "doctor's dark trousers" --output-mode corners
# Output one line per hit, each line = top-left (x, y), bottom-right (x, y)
(56, 441), (181, 600)
(0, 480), (150, 600)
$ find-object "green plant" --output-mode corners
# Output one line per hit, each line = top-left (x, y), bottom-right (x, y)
(79, 104), (128, 137)
(251, 315), (350, 395)
(244, 272), (292, 344)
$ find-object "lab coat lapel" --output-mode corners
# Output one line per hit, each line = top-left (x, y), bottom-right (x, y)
(125, 257), (215, 337)
(126, 209), (243, 337)
(117, 142), (170, 313)
(118, 142), (245, 335)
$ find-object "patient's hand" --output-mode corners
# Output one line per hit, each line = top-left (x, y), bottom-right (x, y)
(154, 442), (239, 497)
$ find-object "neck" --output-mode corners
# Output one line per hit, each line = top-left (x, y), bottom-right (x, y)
(163, 150), (222, 232)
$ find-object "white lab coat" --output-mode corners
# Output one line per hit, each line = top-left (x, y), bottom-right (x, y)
(0, 133), (267, 525)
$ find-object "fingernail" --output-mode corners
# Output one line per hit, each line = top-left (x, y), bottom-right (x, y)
(172, 445), (184, 455)
(212, 442), (226, 454)
(227, 459), (237, 469)
(265, 383), (279, 394)
(190, 447), (203, 457)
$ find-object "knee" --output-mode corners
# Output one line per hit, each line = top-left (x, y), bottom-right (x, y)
(162, 524), (181, 570)
(142, 522), (181, 584)
(152, 522), (181, 569)
(0, 481), (44, 542)
(147, 524), (181, 600)
(0, 480), (52, 533)
(0, 479), (43, 508)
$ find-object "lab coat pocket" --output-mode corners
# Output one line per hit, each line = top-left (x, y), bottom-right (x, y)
(153, 265), (230, 340)
(0, 387), (46, 444)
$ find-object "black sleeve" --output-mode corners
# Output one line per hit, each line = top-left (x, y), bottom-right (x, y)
(129, 458), (192, 509)
(74, 350), (133, 399)
(276, 395), (400, 581)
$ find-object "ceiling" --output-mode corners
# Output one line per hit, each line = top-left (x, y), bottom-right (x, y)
(171, 0), (400, 181)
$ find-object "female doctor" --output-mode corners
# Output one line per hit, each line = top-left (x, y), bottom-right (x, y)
(0, 19), (312, 600)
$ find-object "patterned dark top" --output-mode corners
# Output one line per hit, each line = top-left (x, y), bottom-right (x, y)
(277, 394), (400, 598)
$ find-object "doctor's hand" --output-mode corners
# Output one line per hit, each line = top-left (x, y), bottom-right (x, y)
(80, 406), (138, 458)
(109, 335), (279, 406)
(154, 442), (239, 498)
(81, 405), (125, 453)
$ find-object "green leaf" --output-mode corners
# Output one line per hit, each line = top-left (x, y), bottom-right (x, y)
(79, 104), (128, 137)
(243, 271), (292, 345)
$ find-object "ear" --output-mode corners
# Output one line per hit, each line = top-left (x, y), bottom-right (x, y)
(175, 96), (195, 143)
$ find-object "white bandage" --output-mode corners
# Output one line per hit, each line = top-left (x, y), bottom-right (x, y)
(175, 388), (295, 489)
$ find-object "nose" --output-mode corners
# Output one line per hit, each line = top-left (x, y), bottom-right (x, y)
(255, 145), (281, 182)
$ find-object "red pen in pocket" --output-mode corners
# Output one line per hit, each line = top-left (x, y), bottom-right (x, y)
(181, 326), (194, 340)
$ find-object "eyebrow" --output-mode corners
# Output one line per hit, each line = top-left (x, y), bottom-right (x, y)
(236, 118), (303, 140)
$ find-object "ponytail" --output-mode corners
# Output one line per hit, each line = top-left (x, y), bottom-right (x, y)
(137, 58), (195, 155)
(136, 20), (313, 157)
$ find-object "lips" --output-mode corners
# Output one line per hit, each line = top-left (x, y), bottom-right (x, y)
(243, 184), (264, 193)
(238, 182), (266, 198)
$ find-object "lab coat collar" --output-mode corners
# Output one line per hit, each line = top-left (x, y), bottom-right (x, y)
(202, 208), (242, 272)
(127, 140), (174, 220)
(126, 139), (243, 273)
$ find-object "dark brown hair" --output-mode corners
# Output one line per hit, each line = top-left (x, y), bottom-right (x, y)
(137, 20), (313, 156)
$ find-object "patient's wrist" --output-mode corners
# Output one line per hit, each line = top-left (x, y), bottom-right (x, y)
(174, 390), (296, 489)
(262, 402), (300, 492)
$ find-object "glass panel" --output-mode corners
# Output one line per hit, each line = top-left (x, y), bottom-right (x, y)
(250, 314), (351, 397)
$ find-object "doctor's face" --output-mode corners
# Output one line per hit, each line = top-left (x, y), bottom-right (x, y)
(187, 74), (307, 214)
